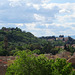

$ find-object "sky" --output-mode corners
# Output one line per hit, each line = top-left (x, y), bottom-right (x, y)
(0, 0), (75, 37)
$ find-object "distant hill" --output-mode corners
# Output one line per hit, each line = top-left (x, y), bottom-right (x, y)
(39, 35), (75, 45)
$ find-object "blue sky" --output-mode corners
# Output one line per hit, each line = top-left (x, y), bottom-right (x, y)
(0, 0), (75, 37)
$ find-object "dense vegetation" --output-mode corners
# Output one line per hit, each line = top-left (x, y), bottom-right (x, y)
(0, 27), (74, 75)
(40, 35), (75, 45)
(6, 50), (75, 75)
(0, 27), (47, 55)
(0, 27), (75, 56)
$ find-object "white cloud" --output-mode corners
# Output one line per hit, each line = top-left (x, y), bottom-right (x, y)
(8, 0), (22, 7)
(59, 9), (70, 13)
(23, 23), (55, 36)
(49, 22), (75, 28)
(15, 23), (24, 27)
(44, 29), (55, 36)
(41, 0), (51, 3)
(59, 30), (75, 36)
(41, 3), (57, 9)
(8, 0), (20, 2)
(34, 14), (45, 21)
(25, 23), (36, 30)
(26, 3), (32, 7)
(56, 14), (75, 24)
(32, 4), (40, 10)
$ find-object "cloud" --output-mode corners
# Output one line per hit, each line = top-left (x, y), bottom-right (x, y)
(0, 22), (75, 37)
(25, 23), (36, 30)
(0, 0), (75, 36)
(34, 14), (45, 21)
(15, 23), (24, 27)
(0, 0), (60, 23)
(32, 4), (40, 10)
(41, 0), (51, 3)
(59, 9), (70, 13)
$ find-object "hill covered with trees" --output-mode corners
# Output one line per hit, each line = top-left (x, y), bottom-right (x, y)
(0, 27), (75, 56)
(0, 27), (48, 55)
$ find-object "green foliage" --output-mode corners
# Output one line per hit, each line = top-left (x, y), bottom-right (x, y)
(0, 27), (40, 44)
(0, 48), (9, 56)
(0, 27), (75, 55)
(70, 71), (75, 75)
(64, 44), (75, 54)
(42, 42), (53, 53)
(0, 27), (48, 55)
(6, 51), (75, 75)
(52, 40), (65, 46)
(16, 46), (24, 50)
(28, 43), (42, 51)
(50, 47), (60, 55)
(32, 49), (41, 54)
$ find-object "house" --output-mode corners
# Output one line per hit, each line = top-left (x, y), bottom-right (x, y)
(56, 35), (64, 41)
(64, 37), (69, 42)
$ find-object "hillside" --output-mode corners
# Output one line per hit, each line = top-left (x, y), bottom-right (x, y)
(0, 27), (75, 56)
(0, 27), (48, 56)
(0, 27), (41, 43)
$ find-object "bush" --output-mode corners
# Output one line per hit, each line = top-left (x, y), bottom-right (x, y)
(6, 50), (75, 75)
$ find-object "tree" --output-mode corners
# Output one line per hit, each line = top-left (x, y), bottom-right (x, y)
(6, 50), (75, 75)
(32, 49), (41, 54)
(42, 42), (53, 53)
(4, 36), (8, 50)
(0, 48), (9, 56)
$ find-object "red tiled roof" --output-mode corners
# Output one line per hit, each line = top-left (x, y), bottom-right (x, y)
(0, 60), (2, 62)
